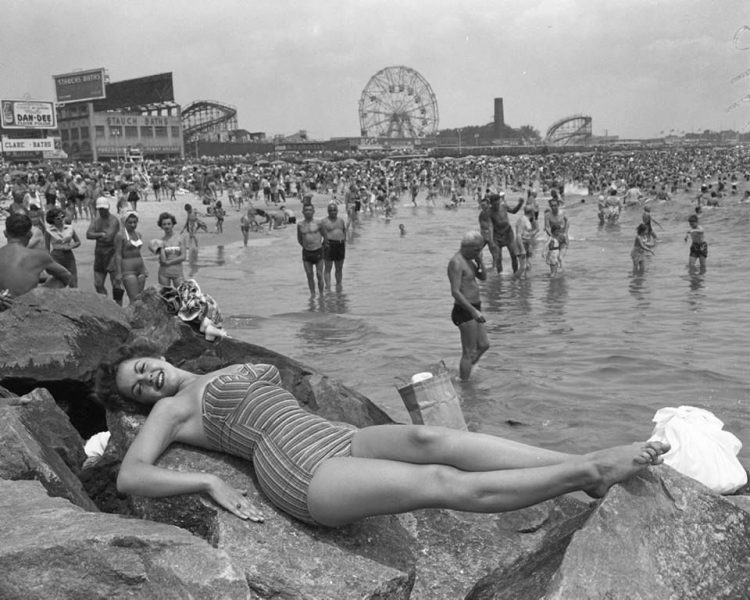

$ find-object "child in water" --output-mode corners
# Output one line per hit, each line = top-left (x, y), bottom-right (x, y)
(545, 235), (562, 277)
(630, 223), (655, 275)
(213, 201), (226, 233)
(684, 214), (707, 273)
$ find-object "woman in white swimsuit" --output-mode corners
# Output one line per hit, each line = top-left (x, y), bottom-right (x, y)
(154, 212), (186, 287)
(114, 210), (148, 304)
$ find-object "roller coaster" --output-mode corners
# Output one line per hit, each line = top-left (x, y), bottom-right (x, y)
(544, 114), (592, 146)
(181, 100), (238, 144)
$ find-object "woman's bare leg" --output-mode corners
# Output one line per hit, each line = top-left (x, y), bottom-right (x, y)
(308, 441), (668, 527)
(351, 425), (575, 472)
(121, 274), (141, 302)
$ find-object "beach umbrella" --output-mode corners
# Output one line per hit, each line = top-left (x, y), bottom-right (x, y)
(271, 160), (287, 166)
(255, 159), (270, 166)
(342, 158), (359, 165)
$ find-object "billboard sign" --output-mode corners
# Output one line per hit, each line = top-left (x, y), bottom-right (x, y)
(1, 136), (56, 152)
(1, 100), (57, 129)
(53, 68), (106, 103)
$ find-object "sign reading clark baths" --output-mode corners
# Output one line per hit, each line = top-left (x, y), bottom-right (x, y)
(53, 68), (106, 103)
(1, 100), (57, 129)
(1, 136), (56, 152)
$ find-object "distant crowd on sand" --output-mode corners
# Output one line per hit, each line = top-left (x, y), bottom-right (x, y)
(1, 145), (748, 315)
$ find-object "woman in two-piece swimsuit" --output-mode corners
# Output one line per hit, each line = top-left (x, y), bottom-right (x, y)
(100, 342), (669, 528)
(45, 207), (81, 287)
(155, 212), (185, 287)
(114, 211), (148, 303)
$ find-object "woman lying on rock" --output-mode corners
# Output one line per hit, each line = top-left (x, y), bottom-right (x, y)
(98, 342), (669, 527)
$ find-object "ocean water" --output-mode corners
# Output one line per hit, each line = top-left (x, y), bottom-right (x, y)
(148, 190), (750, 462)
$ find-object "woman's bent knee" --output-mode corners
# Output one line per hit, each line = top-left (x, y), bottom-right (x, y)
(351, 424), (455, 460)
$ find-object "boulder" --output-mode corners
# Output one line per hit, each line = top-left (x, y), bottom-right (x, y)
(5, 387), (88, 472)
(0, 479), (250, 599)
(467, 465), (750, 600)
(0, 398), (97, 511)
(0, 288), (130, 380)
(0, 288), (129, 438)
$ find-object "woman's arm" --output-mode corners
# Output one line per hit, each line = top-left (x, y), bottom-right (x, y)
(71, 229), (81, 250)
(117, 397), (263, 521)
(113, 234), (124, 284)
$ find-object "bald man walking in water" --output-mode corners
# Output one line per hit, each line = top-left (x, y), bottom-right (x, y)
(448, 231), (490, 380)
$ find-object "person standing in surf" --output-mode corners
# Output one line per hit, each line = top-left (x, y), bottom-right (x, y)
(321, 202), (347, 290)
(630, 223), (655, 275)
(684, 214), (707, 273)
(447, 231), (489, 381)
(297, 203), (325, 295)
(488, 192), (524, 274)
(544, 197), (569, 271)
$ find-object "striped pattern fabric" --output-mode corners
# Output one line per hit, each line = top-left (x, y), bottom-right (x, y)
(202, 363), (356, 524)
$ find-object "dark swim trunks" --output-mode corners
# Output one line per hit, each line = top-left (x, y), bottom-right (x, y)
(452, 302), (481, 326)
(324, 240), (345, 262)
(93, 245), (116, 273)
(302, 247), (323, 264)
(690, 242), (708, 258)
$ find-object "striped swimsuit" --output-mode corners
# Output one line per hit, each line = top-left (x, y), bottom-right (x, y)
(201, 363), (356, 524)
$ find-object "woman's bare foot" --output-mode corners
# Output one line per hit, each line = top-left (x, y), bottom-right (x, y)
(584, 441), (670, 498)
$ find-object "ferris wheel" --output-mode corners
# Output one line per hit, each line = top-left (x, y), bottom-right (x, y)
(358, 66), (439, 138)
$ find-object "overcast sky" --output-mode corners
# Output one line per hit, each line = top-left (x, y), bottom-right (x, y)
(2, 0), (749, 139)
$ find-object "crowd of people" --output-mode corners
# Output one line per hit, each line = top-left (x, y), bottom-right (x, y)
(4, 143), (749, 527)
(1, 144), (747, 309)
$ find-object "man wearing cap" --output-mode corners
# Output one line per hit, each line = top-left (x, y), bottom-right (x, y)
(321, 202), (347, 289)
(488, 192), (524, 273)
(86, 197), (123, 305)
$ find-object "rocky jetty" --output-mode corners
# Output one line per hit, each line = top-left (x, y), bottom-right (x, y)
(1, 287), (748, 599)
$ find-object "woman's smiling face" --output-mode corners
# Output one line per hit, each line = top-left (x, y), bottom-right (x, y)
(116, 357), (175, 404)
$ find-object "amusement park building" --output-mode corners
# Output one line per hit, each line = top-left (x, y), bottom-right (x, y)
(56, 72), (184, 161)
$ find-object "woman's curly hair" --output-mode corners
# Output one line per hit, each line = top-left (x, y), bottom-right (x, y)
(95, 338), (164, 413)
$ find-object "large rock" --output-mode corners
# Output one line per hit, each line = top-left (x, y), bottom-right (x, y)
(6, 387), (88, 473)
(467, 465), (750, 600)
(0, 479), (250, 599)
(0, 396), (97, 511)
(0, 288), (130, 380)
(0, 288), (129, 437)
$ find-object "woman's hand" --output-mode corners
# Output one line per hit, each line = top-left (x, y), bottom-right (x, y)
(207, 476), (264, 523)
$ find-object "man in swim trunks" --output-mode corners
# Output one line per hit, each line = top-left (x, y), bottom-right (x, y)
(321, 202), (347, 289)
(86, 197), (123, 305)
(447, 231), (489, 381)
(0, 213), (72, 308)
(684, 213), (707, 273)
(489, 192), (524, 273)
(297, 203), (325, 295)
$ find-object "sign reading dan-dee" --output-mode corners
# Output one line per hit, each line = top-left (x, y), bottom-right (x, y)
(1, 100), (57, 129)
(53, 68), (106, 103)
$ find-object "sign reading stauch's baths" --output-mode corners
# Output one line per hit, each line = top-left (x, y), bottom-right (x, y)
(53, 68), (106, 103)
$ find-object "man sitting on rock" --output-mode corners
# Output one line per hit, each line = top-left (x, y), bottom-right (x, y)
(0, 213), (72, 309)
